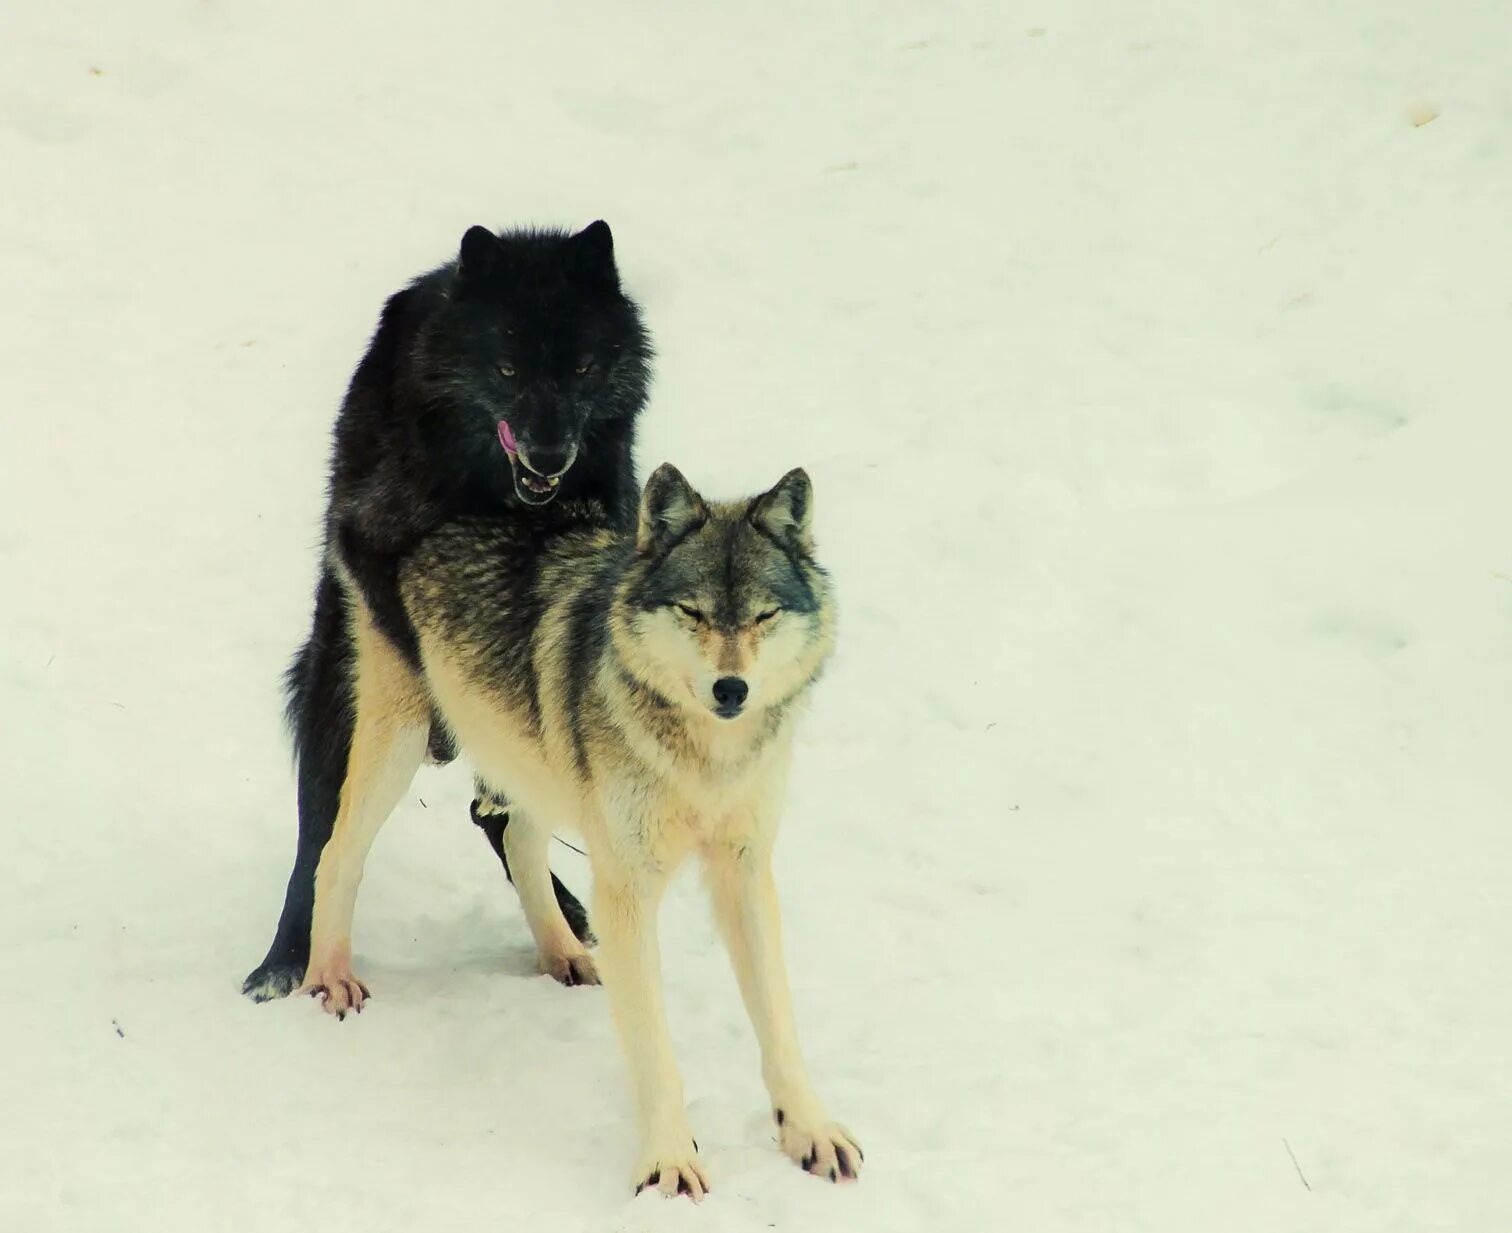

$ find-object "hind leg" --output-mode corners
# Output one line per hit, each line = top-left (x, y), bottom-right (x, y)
(500, 808), (598, 986)
(470, 780), (594, 946)
(244, 573), (353, 1002)
(300, 600), (430, 1017)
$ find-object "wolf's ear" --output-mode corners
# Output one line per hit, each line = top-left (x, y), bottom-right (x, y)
(565, 220), (619, 291)
(637, 463), (707, 554)
(458, 225), (506, 281)
(748, 468), (814, 553)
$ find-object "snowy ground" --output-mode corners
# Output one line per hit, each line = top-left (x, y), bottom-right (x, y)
(4, 3), (1509, 1230)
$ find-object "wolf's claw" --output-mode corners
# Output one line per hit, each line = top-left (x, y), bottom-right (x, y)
(779, 1116), (862, 1183)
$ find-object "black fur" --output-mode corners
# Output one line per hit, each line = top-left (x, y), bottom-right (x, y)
(243, 224), (651, 999)
(326, 225), (650, 660)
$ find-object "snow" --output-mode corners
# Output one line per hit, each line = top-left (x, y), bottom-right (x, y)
(3, 3), (1509, 1230)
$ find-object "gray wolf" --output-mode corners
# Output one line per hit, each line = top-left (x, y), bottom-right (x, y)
(242, 223), (652, 1007)
(401, 463), (863, 1198)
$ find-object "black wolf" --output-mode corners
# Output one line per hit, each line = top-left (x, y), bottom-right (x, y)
(242, 222), (652, 1005)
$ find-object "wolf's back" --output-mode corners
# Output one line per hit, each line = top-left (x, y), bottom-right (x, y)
(402, 509), (621, 722)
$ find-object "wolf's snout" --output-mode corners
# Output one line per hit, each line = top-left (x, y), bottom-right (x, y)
(712, 676), (748, 717)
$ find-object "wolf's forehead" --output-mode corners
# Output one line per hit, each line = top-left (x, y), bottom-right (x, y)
(458, 304), (600, 371)
(495, 291), (597, 339)
(675, 518), (816, 613)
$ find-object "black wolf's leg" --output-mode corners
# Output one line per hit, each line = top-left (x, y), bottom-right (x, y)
(242, 572), (355, 1001)
(470, 785), (594, 946)
(426, 713), (458, 765)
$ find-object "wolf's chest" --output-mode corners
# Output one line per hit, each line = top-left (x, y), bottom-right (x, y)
(623, 730), (791, 843)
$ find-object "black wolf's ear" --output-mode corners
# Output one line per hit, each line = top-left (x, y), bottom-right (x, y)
(748, 468), (814, 553)
(565, 220), (618, 291)
(637, 463), (707, 554)
(458, 225), (505, 281)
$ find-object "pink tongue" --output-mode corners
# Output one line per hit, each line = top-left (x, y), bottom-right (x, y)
(497, 420), (518, 454)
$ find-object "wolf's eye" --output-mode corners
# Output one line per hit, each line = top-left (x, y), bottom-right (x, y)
(754, 608), (781, 624)
(574, 358), (594, 375)
(675, 604), (706, 624)
(498, 363), (516, 378)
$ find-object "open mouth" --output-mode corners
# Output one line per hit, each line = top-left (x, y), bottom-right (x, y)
(498, 421), (565, 505)
(713, 704), (745, 720)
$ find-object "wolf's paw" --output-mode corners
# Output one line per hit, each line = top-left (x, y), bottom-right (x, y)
(241, 960), (304, 1002)
(298, 961), (370, 1020)
(543, 947), (600, 987)
(775, 1108), (862, 1183)
(633, 1136), (710, 1201)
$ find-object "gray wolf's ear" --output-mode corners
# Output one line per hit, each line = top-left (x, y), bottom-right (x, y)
(748, 468), (814, 553)
(637, 463), (707, 554)
(458, 225), (506, 281)
(565, 220), (618, 291)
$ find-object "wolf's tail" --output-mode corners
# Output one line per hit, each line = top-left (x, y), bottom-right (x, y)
(283, 568), (355, 765)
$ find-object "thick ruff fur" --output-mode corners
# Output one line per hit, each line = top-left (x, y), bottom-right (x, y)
(401, 465), (862, 1197)
(242, 223), (650, 1008)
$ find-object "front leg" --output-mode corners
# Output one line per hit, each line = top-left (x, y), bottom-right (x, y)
(593, 860), (710, 1200)
(705, 843), (862, 1182)
(301, 599), (429, 1018)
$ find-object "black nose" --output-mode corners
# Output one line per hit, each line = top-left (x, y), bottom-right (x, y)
(520, 443), (573, 477)
(712, 677), (748, 709)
